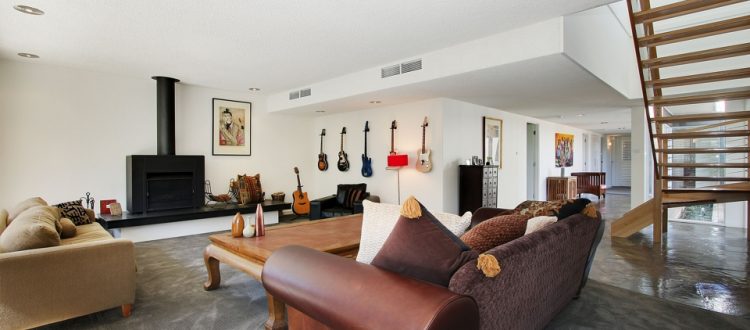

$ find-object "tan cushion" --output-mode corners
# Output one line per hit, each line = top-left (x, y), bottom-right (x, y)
(7, 197), (47, 224)
(0, 209), (8, 235)
(59, 218), (77, 238)
(61, 222), (112, 245)
(0, 205), (61, 252)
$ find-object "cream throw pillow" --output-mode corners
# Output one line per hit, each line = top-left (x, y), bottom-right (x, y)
(0, 205), (61, 252)
(0, 209), (8, 235)
(356, 200), (472, 264)
(7, 197), (47, 224)
(524, 216), (558, 235)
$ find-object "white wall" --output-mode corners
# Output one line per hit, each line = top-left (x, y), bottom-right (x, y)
(307, 99), (445, 210)
(563, 4), (641, 100)
(441, 99), (600, 212)
(0, 60), (311, 211)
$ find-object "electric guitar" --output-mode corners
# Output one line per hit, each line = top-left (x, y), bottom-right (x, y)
(361, 121), (373, 177)
(416, 117), (432, 173)
(317, 129), (328, 171)
(337, 127), (350, 171)
(292, 167), (310, 215)
(389, 120), (397, 155)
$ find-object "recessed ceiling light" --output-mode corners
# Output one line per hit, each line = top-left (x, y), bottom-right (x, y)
(315, 110), (325, 113)
(13, 5), (44, 15)
(17, 52), (39, 58)
(370, 100), (381, 104)
(248, 87), (261, 91)
(576, 114), (584, 117)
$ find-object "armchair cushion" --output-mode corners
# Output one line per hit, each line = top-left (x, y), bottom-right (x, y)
(336, 183), (367, 208)
(371, 197), (477, 287)
(357, 200), (472, 264)
(0, 205), (61, 253)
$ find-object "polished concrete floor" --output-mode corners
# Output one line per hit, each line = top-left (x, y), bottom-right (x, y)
(590, 192), (749, 320)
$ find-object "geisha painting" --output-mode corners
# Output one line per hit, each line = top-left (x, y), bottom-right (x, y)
(213, 98), (251, 155)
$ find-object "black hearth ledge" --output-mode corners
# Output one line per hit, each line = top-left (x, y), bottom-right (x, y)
(97, 200), (290, 229)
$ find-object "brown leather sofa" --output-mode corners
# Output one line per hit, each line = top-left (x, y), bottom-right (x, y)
(262, 207), (603, 330)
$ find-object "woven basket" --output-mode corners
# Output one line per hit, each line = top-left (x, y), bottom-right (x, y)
(271, 192), (285, 202)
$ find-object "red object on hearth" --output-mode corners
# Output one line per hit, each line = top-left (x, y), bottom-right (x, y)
(99, 199), (117, 215)
(387, 154), (408, 167)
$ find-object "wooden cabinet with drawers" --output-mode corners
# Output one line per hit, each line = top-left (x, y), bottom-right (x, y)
(459, 165), (498, 214)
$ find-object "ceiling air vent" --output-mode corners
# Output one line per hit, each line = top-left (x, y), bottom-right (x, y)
(300, 88), (311, 98)
(289, 91), (300, 100)
(401, 59), (422, 74)
(381, 64), (401, 78)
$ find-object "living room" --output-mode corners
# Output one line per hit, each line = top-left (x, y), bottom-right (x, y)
(1, 1), (749, 329)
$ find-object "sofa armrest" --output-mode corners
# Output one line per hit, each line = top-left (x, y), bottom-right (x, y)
(0, 239), (136, 329)
(309, 194), (337, 220)
(469, 207), (514, 229)
(262, 245), (479, 330)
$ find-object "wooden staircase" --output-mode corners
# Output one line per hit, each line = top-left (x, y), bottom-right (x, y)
(612, 0), (750, 241)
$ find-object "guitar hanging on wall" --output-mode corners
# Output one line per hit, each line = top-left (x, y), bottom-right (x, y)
(387, 120), (408, 167)
(317, 129), (328, 171)
(416, 117), (432, 173)
(337, 127), (350, 171)
(361, 121), (373, 177)
(292, 167), (310, 215)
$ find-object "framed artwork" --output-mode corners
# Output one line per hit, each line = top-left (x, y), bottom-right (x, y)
(212, 98), (251, 156)
(555, 133), (574, 167)
(482, 116), (503, 167)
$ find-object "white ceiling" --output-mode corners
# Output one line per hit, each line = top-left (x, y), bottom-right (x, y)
(0, 0), (616, 93)
(280, 54), (638, 134)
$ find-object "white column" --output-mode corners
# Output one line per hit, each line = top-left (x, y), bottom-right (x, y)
(630, 106), (652, 209)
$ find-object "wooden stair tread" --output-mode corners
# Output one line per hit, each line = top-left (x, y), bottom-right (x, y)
(649, 87), (750, 106)
(634, 0), (744, 24)
(655, 147), (750, 154)
(638, 15), (750, 47)
(654, 130), (750, 139)
(662, 176), (750, 181)
(642, 43), (750, 69)
(662, 163), (750, 168)
(651, 110), (750, 122)
(645, 67), (750, 88)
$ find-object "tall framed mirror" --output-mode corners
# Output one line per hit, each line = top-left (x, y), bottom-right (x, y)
(482, 116), (502, 167)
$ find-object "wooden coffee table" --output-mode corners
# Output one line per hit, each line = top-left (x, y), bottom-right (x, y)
(203, 214), (362, 330)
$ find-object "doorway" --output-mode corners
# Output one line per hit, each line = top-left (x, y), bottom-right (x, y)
(526, 123), (539, 200)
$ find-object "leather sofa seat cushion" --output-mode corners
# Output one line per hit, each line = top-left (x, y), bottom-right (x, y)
(357, 200), (471, 264)
(371, 197), (477, 287)
(461, 214), (531, 253)
(7, 197), (47, 224)
(61, 222), (112, 245)
(0, 205), (61, 253)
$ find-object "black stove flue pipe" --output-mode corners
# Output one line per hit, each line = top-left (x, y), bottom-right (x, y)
(152, 76), (180, 156)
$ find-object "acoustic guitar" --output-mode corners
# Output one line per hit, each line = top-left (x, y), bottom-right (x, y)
(317, 129), (328, 171)
(416, 117), (432, 173)
(337, 127), (350, 171)
(361, 121), (373, 177)
(292, 167), (310, 215)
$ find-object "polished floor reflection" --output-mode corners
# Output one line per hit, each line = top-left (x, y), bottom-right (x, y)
(590, 192), (749, 319)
